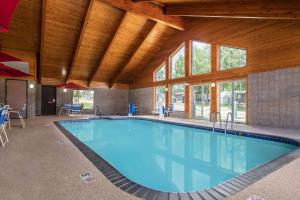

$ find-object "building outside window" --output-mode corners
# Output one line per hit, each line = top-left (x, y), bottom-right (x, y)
(219, 46), (246, 70)
(171, 84), (185, 111)
(155, 86), (166, 109)
(73, 90), (94, 109)
(219, 80), (246, 123)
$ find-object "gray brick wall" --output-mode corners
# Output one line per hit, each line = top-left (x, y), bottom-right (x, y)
(0, 79), (5, 103)
(129, 87), (154, 115)
(94, 88), (128, 115)
(248, 66), (300, 128)
(27, 80), (36, 118)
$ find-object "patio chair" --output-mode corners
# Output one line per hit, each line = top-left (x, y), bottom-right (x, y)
(59, 104), (71, 116)
(8, 104), (26, 129)
(71, 104), (81, 114)
(0, 109), (9, 147)
(165, 104), (174, 117)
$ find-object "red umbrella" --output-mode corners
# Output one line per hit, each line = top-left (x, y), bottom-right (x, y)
(0, 52), (22, 62)
(0, 63), (31, 77)
(58, 82), (87, 90)
(0, 0), (21, 32)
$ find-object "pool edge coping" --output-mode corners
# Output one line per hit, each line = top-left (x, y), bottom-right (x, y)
(53, 117), (300, 200)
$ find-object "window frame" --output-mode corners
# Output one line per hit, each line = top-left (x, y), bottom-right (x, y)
(219, 45), (247, 71)
(191, 40), (212, 75)
(153, 63), (166, 82)
(169, 43), (186, 79)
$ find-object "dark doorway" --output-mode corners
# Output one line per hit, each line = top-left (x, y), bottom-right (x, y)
(6, 80), (27, 118)
(41, 86), (56, 115)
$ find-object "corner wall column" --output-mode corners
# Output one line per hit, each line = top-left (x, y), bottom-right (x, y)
(210, 44), (219, 121)
(185, 40), (192, 119)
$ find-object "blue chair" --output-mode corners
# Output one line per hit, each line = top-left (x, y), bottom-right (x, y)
(129, 103), (139, 116)
(166, 104), (174, 117)
(71, 104), (81, 114)
(0, 109), (9, 147)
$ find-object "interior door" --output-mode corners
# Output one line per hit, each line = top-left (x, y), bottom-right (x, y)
(6, 80), (27, 118)
(41, 86), (56, 115)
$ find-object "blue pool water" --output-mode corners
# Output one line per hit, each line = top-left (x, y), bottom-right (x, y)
(60, 119), (297, 192)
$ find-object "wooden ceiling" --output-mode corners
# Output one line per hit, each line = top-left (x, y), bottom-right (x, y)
(0, 0), (299, 87)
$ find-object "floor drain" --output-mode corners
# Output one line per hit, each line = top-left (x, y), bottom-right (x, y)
(247, 195), (265, 200)
(56, 140), (68, 145)
(80, 172), (95, 183)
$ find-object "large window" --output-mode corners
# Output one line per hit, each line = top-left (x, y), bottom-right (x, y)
(170, 46), (185, 79)
(155, 86), (166, 109)
(220, 46), (246, 70)
(192, 41), (211, 75)
(154, 64), (166, 81)
(219, 80), (246, 123)
(73, 90), (94, 109)
(171, 84), (185, 111)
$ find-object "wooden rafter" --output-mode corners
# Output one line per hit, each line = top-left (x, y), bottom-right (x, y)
(109, 22), (157, 88)
(66, 0), (94, 83)
(88, 12), (127, 86)
(165, 1), (300, 19)
(99, 0), (185, 30)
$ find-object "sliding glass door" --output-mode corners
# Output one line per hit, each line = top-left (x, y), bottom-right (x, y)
(219, 80), (246, 123)
(192, 84), (210, 120)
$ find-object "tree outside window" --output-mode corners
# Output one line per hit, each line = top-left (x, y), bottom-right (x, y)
(192, 41), (211, 74)
(73, 90), (94, 109)
(170, 46), (185, 79)
(154, 64), (166, 81)
(220, 46), (246, 70)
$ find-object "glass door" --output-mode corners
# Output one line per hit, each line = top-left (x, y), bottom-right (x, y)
(192, 84), (210, 120)
(219, 80), (246, 123)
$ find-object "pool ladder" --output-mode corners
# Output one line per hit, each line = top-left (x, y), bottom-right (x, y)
(224, 112), (233, 134)
(94, 105), (102, 118)
(211, 112), (222, 132)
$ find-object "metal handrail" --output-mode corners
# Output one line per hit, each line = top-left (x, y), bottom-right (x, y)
(211, 112), (222, 132)
(94, 105), (102, 118)
(225, 112), (233, 134)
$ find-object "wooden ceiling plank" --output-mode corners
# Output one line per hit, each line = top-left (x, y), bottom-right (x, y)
(99, 0), (185, 30)
(39, 0), (47, 84)
(165, 1), (300, 19)
(109, 21), (158, 88)
(66, 0), (95, 83)
(88, 12), (128, 86)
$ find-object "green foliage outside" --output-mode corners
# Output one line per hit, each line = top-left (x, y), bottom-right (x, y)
(155, 65), (166, 81)
(171, 47), (185, 78)
(192, 42), (211, 74)
(73, 90), (94, 109)
(220, 46), (246, 70)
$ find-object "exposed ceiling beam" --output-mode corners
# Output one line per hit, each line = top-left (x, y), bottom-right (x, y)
(165, 1), (300, 19)
(88, 12), (128, 86)
(109, 22), (157, 88)
(66, 0), (95, 83)
(99, 0), (186, 30)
